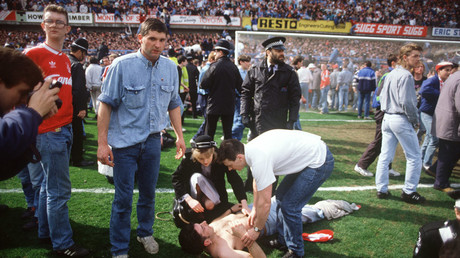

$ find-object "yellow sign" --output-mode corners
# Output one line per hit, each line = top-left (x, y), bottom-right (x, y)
(256, 17), (351, 33)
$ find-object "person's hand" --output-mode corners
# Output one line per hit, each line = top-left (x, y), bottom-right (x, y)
(97, 143), (114, 167)
(175, 137), (186, 159)
(226, 221), (247, 239)
(247, 209), (256, 226)
(301, 96), (307, 104)
(241, 114), (251, 127)
(28, 79), (60, 118)
(186, 196), (204, 213)
(77, 110), (86, 119)
(241, 202), (251, 216)
(231, 203), (242, 213)
(241, 228), (260, 247)
(184, 86), (189, 92)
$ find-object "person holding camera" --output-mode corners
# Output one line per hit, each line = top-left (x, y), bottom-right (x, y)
(172, 135), (249, 224)
(0, 47), (59, 180)
(23, 4), (89, 256)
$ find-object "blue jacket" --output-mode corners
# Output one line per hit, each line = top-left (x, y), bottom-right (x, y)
(0, 107), (42, 180)
(419, 74), (440, 116)
(357, 66), (376, 93)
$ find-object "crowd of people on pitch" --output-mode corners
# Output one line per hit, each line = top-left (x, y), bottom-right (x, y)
(2, 0), (458, 27)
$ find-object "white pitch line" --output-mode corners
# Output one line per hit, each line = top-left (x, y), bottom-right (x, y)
(185, 118), (374, 123)
(1, 183), (459, 194)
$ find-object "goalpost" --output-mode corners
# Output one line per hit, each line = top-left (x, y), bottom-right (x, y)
(235, 30), (460, 71)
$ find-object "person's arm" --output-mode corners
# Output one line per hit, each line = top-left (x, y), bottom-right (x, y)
(168, 105), (185, 159)
(242, 184), (272, 247)
(399, 74), (419, 126)
(200, 63), (215, 90)
(97, 102), (114, 167)
(72, 62), (88, 119)
(225, 222), (266, 258)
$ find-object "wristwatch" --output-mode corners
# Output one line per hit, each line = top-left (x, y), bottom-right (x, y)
(254, 227), (261, 232)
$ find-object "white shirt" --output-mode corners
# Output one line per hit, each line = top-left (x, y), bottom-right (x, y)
(297, 67), (313, 84)
(85, 63), (103, 90)
(245, 129), (327, 191)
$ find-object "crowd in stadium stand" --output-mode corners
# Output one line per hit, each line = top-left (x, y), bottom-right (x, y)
(1, 0), (458, 28)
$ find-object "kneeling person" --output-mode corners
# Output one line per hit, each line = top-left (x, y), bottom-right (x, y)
(218, 129), (334, 258)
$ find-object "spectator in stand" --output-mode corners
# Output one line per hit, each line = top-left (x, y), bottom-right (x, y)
(357, 61), (376, 120)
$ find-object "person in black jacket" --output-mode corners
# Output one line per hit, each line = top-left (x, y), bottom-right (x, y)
(186, 55), (199, 118)
(241, 36), (301, 136)
(200, 39), (242, 140)
(68, 38), (94, 167)
(172, 135), (249, 223)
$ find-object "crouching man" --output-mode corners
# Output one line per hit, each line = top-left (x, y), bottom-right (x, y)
(218, 129), (334, 258)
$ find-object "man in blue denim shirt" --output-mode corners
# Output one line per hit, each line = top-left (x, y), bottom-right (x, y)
(97, 18), (186, 257)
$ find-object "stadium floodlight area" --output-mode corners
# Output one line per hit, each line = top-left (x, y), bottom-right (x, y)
(235, 31), (460, 71)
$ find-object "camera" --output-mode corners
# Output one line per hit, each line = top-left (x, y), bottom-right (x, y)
(49, 80), (63, 109)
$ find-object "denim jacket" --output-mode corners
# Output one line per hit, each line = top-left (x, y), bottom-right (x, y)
(99, 50), (181, 148)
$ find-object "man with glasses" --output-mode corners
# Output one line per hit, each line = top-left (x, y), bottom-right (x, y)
(24, 4), (89, 256)
(375, 43), (425, 204)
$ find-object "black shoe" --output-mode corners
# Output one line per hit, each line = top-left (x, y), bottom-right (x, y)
(401, 191), (425, 204)
(55, 244), (89, 257)
(72, 160), (95, 167)
(22, 217), (38, 231)
(21, 207), (35, 219)
(282, 250), (303, 258)
(377, 191), (391, 199)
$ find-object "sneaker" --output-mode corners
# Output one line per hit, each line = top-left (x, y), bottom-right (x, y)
(388, 169), (401, 177)
(433, 186), (455, 193)
(401, 191), (426, 204)
(377, 191), (391, 199)
(364, 116), (373, 120)
(282, 250), (303, 258)
(112, 255), (128, 258)
(357, 116), (362, 119)
(55, 244), (89, 257)
(354, 164), (373, 177)
(137, 236), (159, 254)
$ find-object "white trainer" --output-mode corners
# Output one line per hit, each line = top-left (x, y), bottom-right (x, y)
(137, 236), (159, 254)
(388, 169), (401, 177)
(354, 164), (373, 177)
(113, 255), (128, 258)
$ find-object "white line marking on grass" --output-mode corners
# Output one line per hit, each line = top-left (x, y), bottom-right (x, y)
(1, 183), (459, 194)
(185, 118), (374, 123)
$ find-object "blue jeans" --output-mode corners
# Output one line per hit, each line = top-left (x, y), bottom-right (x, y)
(358, 92), (371, 117)
(232, 96), (245, 140)
(299, 82), (309, 110)
(352, 90), (359, 110)
(420, 112), (438, 166)
(338, 85), (349, 111)
(28, 124), (74, 250)
(294, 113), (302, 130)
(110, 133), (161, 256)
(376, 114), (422, 194)
(275, 147), (334, 257)
(320, 86), (330, 113)
(311, 89), (320, 109)
(17, 167), (35, 208)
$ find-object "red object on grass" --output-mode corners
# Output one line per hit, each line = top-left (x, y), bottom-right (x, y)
(302, 229), (334, 242)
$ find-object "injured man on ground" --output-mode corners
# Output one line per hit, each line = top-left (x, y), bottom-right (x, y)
(178, 197), (359, 257)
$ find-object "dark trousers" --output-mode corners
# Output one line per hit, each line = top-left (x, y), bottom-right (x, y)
(205, 113), (233, 140)
(190, 91), (198, 118)
(434, 139), (460, 188)
(357, 109), (392, 169)
(71, 116), (83, 163)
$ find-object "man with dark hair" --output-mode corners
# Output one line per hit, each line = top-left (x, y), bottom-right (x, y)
(200, 39), (242, 140)
(218, 129), (334, 258)
(357, 60), (376, 119)
(97, 18), (186, 257)
(23, 4), (89, 256)
(354, 54), (400, 178)
(0, 47), (59, 180)
(376, 43), (425, 204)
(68, 38), (94, 167)
(178, 208), (266, 257)
(232, 54), (251, 140)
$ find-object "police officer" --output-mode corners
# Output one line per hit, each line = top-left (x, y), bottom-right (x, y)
(240, 36), (301, 193)
(413, 190), (460, 257)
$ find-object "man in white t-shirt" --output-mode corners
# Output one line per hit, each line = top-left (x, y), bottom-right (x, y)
(218, 129), (334, 258)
